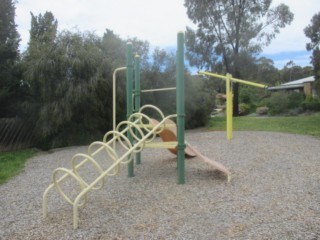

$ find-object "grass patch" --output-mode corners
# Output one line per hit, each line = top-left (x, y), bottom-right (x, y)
(209, 113), (320, 137)
(0, 149), (37, 184)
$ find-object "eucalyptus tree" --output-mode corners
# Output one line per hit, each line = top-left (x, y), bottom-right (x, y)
(304, 12), (320, 93)
(0, 0), (21, 117)
(255, 57), (280, 86)
(184, 0), (293, 115)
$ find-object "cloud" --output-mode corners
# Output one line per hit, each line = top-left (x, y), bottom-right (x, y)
(15, 0), (191, 50)
(263, 0), (320, 54)
(15, 0), (319, 67)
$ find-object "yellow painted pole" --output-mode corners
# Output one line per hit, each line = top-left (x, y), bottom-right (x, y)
(226, 74), (233, 140)
(198, 71), (267, 89)
(198, 70), (267, 140)
(113, 67), (127, 149)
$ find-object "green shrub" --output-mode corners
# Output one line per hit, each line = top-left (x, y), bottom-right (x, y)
(266, 92), (307, 115)
(239, 88), (252, 104)
(239, 103), (251, 115)
(256, 106), (269, 115)
(36, 122), (101, 150)
(267, 92), (289, 115)
(288, 107), (304, 116)
(288, 92), (304, 109)
(185, 75), (214, 129)
(302, 96), (320, 111)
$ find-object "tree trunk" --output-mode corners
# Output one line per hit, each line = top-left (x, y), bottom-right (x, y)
(233, 82), (239, 116)
(232, 69), (241, 116)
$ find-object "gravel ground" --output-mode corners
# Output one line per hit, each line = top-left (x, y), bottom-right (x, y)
(0, 131), (320, 240)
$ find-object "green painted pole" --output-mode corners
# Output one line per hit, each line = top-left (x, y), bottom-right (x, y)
(126, 42), (134, 177)
(176, 32), (185, 184)
(134, 55), (141, 165)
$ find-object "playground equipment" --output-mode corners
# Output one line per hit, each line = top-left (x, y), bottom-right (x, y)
(151, 118), (231, 180)
(43, 32), (186, 229)
(149, 118), (196, 157)
(42, 32), (230, 229)
(198, 71), (267, 140)
(43, 105), (178, 229)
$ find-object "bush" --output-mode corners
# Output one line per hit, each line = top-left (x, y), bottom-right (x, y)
(256, 106), (269, 115)
(288, 107), (304, 116)
(266, 92), (307, 115)
(239, 103), (251, 115)
(36, 122), (101, 150)
(267, 92), (289, 115)
(185, 77), (214, 128)
(288, 92), (304, 109)
(302, 96), (320, 111)
(239, 88), (252, 104)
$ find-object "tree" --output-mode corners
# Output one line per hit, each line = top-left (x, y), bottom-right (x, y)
(279, 61), (313, 84)
(304, 12), (320, 94)
(184, 0), (293, 115)
(141, 48), (176, 116)
(0, 0), (21, 117)
(22, 12), (107, 148)
(255, 57), (280, 86)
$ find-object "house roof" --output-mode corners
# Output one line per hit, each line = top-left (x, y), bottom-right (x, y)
(268, 76), (314, 91)
(282, 76), (314, 86)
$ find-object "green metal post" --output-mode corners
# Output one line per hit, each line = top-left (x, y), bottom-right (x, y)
(176, 32), (185, 184)
(134, 55), (141, 164)
(126, 42), (134, 177)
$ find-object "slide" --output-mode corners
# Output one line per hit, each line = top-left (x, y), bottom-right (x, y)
(150, 118), (196, 157)
(151, 118), (231, 179)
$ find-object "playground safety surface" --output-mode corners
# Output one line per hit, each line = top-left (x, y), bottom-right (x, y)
(0, 131), (320, 239)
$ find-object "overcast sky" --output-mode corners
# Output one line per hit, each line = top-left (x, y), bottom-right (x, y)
(15, 0), (320, 69)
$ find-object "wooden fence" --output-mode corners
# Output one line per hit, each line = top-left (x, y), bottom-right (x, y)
(0, 118), (35, 152)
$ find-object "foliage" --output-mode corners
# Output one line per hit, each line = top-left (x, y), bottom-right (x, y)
(254, 57), (280, 86)
(17, 10), (215, 149)
(6, 4), (311, 150)
(0, 149), (36, 184)
(239, 103), (251, 116)
(0, 0), (22, 117)
(184, 0), (294, 115)
(287, 92), (304, 109)
(141, 49), (213, 129)
(278, 61), (313, 83)
(302, 95), (320, 111)
(304, 12), (320, 94)
(256, 106), (269, 115)
(239, 87), (253, 105)
(185, 74), (214, 128)
(22, 12), (108, 149)
(209, 113), (320, 137)
(267, 92), (290, 115)
(267, 92), (306, 115)
(239, 86), (269, 113)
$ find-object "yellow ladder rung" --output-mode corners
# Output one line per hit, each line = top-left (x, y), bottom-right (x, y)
(136, 123), (176, 129)
(145, 141), (177, 149)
